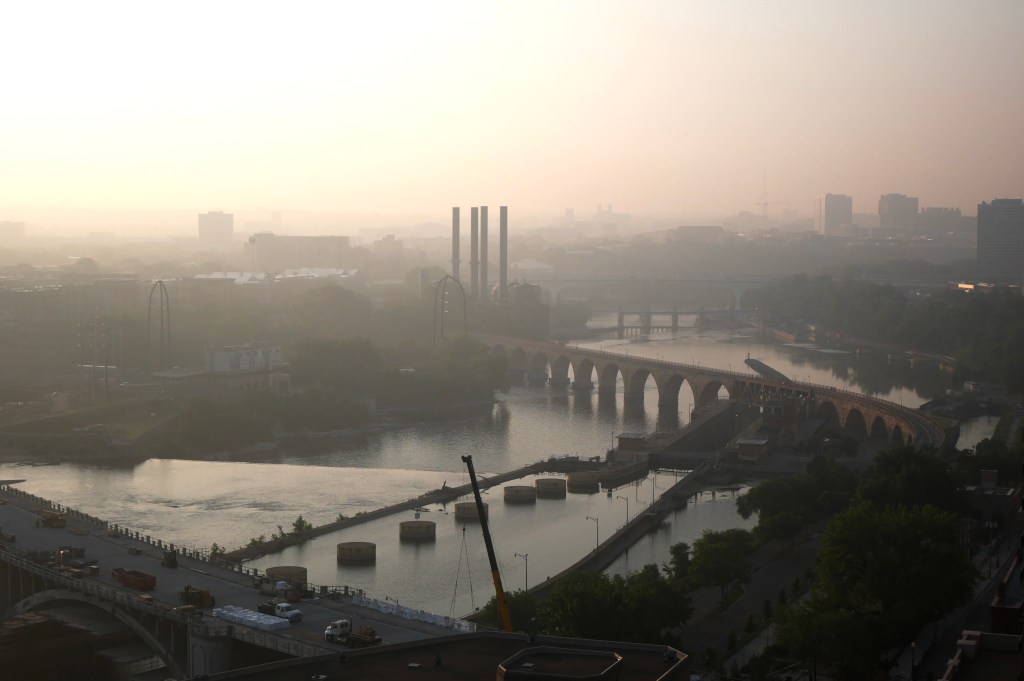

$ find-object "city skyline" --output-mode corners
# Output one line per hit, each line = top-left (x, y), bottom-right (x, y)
(2, 1), (1022, 233)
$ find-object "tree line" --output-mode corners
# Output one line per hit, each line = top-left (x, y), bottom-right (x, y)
(744, 274), (1024, 389)
(476, 439), (1016, 678)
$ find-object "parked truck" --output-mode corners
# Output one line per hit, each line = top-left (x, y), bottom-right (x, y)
(37, 509), (67, 528)
(179, 585), (215, 608)
(345, 625), (382, 648)
(257, 601), (302, 623)
(323, 619), (351, 642)
(111, 567), (156, 591)
(253, 576), (302, 601)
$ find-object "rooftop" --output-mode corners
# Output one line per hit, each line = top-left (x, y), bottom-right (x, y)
(208, 632), (690, 681)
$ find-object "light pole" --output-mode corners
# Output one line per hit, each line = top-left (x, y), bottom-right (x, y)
(514, 552), (528, 591)
(616, 495), (630, 524)
(585, 515), (599, 550)
(910, 640), (916, 680)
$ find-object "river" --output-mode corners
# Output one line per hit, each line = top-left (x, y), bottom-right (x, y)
(0, 322), (956, 616)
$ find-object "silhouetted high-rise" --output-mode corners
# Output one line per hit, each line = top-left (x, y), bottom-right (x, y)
(815, 194), (852, 236)
(977, 199), (1024, 282)
(878, 193), (918, 230)
(198, 211), (233, 240)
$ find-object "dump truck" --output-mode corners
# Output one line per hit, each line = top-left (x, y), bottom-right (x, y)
(257, 601), (302, 623)
(179, 585), (215, 608)
(111, 568), (156, 591)
(346, 625), (382, 648)
(37, 509), (67, 528)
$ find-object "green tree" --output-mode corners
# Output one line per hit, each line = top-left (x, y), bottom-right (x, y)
(289, 337), (381, 395)
(958, 437), (1023, 485)
(781, 502), (977, 677)
(537, 572), (622, 639)
(857, 446), (964, 512)
(291, 515), (313, 534)
(478, 589), (539, 633)
(664, 541), (691, 589)
(755, 510), (803, 551)
(690, 529), (754, 603)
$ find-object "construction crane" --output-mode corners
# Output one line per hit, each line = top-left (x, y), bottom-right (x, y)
(754, 200), (790, 228)
(461, 455), (513, 632)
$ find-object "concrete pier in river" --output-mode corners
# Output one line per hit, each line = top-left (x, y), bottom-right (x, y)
(224, 456), (605, 562)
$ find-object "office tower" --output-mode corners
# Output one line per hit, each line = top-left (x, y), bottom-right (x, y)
(815, 194), (853, 236)
(878, 193), (919, 229)
(977, 199), (1024, 282)
(198, 211), (233, 240)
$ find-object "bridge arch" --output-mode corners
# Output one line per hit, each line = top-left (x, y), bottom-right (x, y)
(10, 589), (184, 679)
(870, 415), (889, 440)
(550, 355), (572, 385)
(844, 409), (868, 437)
(624, 368), (652, 404)
(573, 359), (596, 388)
(507, 347), (528, 382)
(891, 425), (905, 447)
(657, 373), (696, 408)
(528, 352), (550, 385)
(696, 380), (730, 407)
(597, 363), (621, 394)
(816, 401), (840, 425)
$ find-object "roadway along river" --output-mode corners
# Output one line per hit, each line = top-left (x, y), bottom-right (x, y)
(0, 325), (954, 617)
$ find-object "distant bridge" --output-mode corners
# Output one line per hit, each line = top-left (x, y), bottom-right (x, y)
(525, 274), (777, 308)
(478, 335), (946, 449)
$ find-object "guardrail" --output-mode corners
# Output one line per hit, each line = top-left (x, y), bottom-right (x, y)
(0, 544), (332, 657)
(0, 484), (366, 597)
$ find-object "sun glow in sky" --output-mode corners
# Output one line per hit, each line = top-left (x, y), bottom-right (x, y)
(2, 0), (1022, 229)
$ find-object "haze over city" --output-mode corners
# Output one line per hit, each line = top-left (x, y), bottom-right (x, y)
(2, 1), (1023, 235)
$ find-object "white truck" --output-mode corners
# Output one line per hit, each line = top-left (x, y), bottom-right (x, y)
(257, 601), (302, 623)
(323, 619), (351, 642)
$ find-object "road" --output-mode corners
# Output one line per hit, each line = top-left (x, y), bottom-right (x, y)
(0, 483), (455, 650)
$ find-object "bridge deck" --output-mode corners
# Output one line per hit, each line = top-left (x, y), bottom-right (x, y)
(0, 484), (459, 653)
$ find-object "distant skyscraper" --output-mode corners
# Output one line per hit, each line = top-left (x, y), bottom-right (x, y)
(878, 193), (919, 229)
(977, 199), (1024, 282)
(815, 194), (852, 236)
(198, 211), (233, 240)
(246, 233), (351, 271)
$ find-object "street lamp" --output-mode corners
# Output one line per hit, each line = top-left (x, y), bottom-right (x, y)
(514, 552), (529, 591)
(585, 515), (599, 550)
(910, 640), (916, 680)
(616, 495), (630, 524)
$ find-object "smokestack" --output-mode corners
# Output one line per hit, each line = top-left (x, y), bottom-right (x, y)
(499, 206), (508, 301)
(470, 207), (479, 299)
(480, 206), (489, 301)
(451, 207), (460, 281)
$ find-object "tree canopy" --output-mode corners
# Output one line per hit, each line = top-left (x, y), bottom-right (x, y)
(780, 502), (977, 677)
(689, 528), (754, 603)
(856, 446), (964, 512)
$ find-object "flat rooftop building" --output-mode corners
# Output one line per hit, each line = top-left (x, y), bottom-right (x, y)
(206, 632), (690, 681)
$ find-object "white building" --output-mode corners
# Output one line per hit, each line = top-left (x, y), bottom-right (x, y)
(205, 342), (287, 390)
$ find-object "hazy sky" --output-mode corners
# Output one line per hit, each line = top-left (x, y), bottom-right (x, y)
(2, 1), (1022, 229)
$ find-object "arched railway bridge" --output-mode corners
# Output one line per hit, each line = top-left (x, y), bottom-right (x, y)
(477, 335), (946, 449)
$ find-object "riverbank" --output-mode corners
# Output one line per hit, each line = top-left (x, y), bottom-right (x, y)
(0, 396), (502, 466)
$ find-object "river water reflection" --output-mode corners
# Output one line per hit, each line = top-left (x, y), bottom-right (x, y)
(0, 323), (953, 614)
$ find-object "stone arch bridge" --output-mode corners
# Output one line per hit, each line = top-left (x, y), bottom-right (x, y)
(479, 335), (946, 449)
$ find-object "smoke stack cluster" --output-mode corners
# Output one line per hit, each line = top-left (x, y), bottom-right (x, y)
(451, 204), (509, 302)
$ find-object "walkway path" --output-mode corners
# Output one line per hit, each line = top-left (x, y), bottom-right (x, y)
(692, 529), (821, 670)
